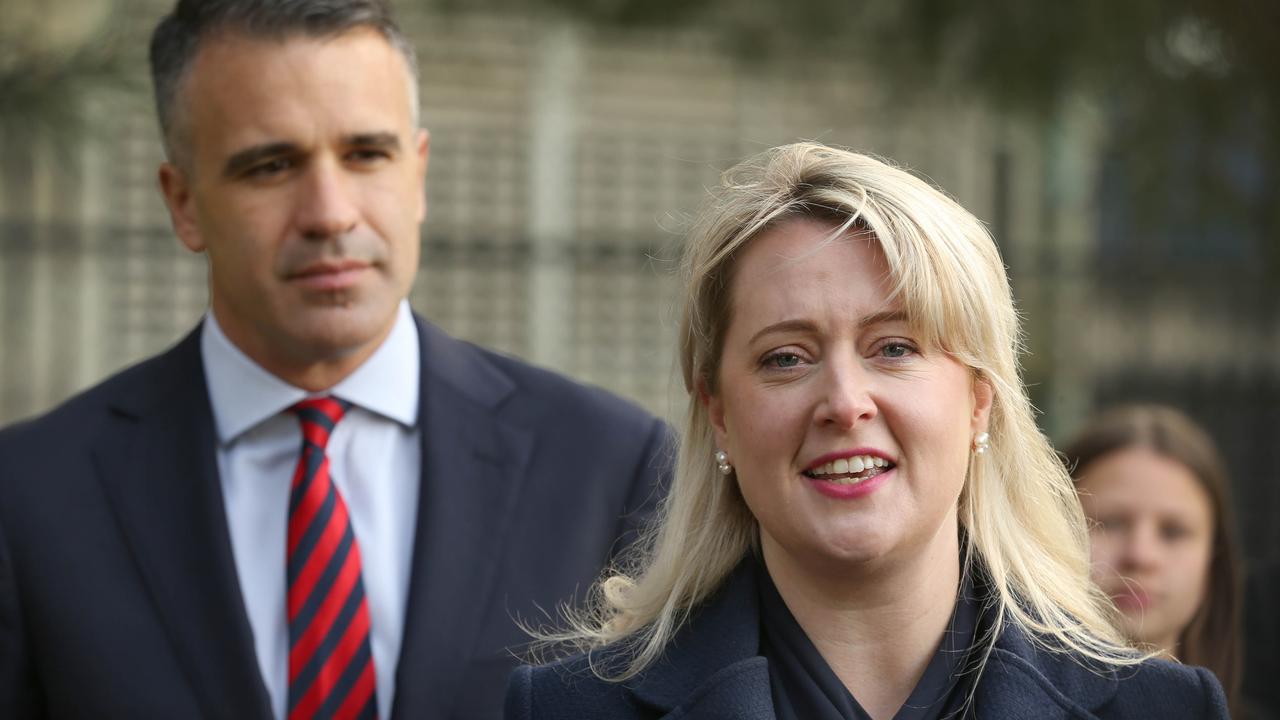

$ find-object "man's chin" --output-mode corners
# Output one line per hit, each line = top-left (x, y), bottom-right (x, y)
(283, 303), (399, 359)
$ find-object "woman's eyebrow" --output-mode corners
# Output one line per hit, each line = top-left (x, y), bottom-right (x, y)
(858, 310), (908, 329)
(746, 310), (908, 345)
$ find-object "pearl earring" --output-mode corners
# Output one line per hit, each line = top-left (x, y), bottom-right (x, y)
(714, 450), (733, 475)
(973, 432), (991, 455)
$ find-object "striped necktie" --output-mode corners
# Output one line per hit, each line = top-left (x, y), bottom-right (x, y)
(286, 397), (378, 720)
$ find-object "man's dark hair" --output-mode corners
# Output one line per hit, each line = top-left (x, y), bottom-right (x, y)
(149, 0), (419, 166)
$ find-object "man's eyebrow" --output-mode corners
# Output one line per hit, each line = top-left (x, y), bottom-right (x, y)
(346, 132), (401, 151)
(223, 142), (297, 178)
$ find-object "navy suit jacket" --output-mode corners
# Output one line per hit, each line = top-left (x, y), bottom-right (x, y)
(0, 316), (669, 719)
(507, 560), (1230, 719)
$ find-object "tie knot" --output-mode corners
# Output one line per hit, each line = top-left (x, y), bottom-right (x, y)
(290, 396), (351, 449)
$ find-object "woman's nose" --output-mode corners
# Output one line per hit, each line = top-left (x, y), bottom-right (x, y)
(1118, 522), (1162, 571)
(814, 355), (877, 429)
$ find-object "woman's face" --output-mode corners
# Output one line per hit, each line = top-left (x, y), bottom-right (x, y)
(1076, 447), (1214, 652)
(706, 218), (991, 577)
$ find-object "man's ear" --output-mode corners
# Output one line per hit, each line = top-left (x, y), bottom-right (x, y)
(414, 128), (430, 223)
(158, 162), (206, 253)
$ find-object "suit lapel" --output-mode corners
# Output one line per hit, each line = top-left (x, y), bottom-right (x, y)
(391, 319), (534, 720)
(630, 560), (776, 720)
(92, 328), (272, 720)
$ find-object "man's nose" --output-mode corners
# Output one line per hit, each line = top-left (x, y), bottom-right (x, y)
(814, 354), (877, 429)
(295, 160), (359, 240)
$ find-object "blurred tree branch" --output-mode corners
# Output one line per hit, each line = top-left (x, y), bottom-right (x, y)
(0, 0), (139, 149)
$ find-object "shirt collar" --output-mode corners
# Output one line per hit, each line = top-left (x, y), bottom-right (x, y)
(202, 301), (420, 444)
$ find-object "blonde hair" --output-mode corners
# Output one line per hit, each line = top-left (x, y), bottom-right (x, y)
(542, 142), (1138, 679)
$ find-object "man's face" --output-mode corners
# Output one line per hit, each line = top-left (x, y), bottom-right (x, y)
(160, 28), (428, 383)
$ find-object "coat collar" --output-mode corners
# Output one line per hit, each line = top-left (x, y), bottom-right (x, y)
(628, 559), (776, 719)
(94, 325), (275, 720)
(389, 316), (535, 719)
(978, 620), (1121, 719)
(623, 558), (1122, 720)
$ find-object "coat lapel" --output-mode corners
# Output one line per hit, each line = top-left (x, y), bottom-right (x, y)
(92, 328), (272, 720)
(618, 558), (1123, 720)
(975, 620), (1119, 719)
(390, 319), (535, 720)
(629, 560), (776, 720)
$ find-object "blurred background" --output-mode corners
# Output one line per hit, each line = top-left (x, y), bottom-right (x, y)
(1, 0), (1276, 711)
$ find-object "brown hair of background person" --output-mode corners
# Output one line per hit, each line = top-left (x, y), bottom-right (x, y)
(1065, 404), (1243, 714)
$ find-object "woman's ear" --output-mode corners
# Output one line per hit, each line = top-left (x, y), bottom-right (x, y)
(971, 373), (994, 434)
(699, 377), (730, 449)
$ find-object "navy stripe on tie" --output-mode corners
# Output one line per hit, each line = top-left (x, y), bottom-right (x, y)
(354, 694), (377, 720)
(288, 579), (366, 709)
(287, 478), (338, 584)
(288, 444), (328, 516)
(291, 520), (355, 636)
(296, 407), (338, 433)
(314, 641), (374, 719)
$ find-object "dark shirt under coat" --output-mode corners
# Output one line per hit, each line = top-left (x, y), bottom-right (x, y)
(758, 555), (984, 720)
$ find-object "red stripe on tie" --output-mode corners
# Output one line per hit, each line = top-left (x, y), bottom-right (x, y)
(287, 493), (350, 621)
(333, 658), (377, 720)
(288, 602), (373, 720)
(289, 543), (362, 681)
(287, 396), (376, 720)
(301, 421), (331, 449)
(287, 454), (332, 556)
(313, 398), (346, 424)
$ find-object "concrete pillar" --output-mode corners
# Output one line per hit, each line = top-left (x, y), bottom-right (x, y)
(526, 20), (582, 371)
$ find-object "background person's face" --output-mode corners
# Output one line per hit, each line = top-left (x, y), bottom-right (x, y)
(1077, 447), (1214, 652)
(706, 218), (991, 579)
(160, 28), (429, 376)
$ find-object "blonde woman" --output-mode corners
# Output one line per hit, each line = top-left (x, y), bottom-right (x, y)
(506, 143), (1228, 719)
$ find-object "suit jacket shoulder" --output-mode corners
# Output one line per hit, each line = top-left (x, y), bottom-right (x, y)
(0, 330), (196, 457)
(0, 327), (205, 513)
(427, 323), (662, 437)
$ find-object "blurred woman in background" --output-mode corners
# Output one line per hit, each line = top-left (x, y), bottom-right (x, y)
(506, 144), (1228, 719)
(1067, 404), (1243, 714)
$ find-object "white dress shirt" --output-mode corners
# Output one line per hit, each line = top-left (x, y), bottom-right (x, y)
(201, 301), (421, 720)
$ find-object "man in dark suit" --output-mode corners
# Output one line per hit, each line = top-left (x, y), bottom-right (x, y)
(0, 1), (667, 718)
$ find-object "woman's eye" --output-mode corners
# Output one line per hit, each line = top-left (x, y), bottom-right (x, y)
(764, 352), (803, 369)
(1160, 525), (1191, 542)
(1092, 516), (1123, 533)
(879, 341), (916, 359)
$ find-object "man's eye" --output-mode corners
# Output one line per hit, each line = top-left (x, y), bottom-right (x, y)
(247, 158), (292, 177)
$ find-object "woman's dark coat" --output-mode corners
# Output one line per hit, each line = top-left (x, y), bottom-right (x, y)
(506, 561), (1229, 719)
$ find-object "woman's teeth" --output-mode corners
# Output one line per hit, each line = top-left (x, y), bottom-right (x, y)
(805, 455), (891, 484)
